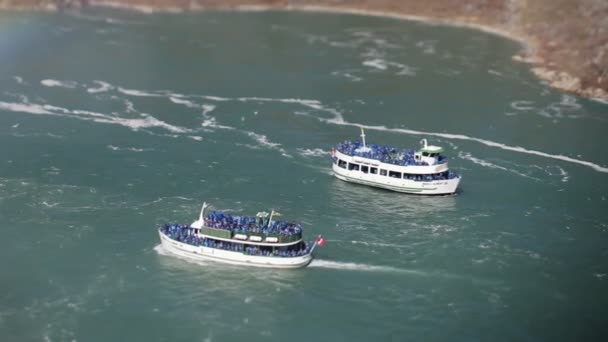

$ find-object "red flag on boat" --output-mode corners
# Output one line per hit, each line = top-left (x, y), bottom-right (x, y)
(316, 235), (325, 246)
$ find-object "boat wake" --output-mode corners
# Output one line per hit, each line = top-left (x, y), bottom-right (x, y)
(309, 259), (423, 275)
(296, 148), (328, 158)
(322, 119), (608, 174)
(12, 77), (608, 174)
(153, 244), (213, 268)
(40, 79), (78, 89)
(458, 151), (541, 181)
(155, 245), (410, 274)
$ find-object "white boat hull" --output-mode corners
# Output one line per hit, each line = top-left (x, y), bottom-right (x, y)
(332, 163), (460, 195)
(159, 231), (313, 269)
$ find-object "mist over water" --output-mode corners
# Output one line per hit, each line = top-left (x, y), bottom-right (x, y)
(1, 8), (607, 342)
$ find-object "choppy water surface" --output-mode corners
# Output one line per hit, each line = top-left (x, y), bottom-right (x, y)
(1, 8), (607, 342)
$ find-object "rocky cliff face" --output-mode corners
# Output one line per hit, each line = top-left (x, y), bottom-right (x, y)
(1, 0), (606, 101)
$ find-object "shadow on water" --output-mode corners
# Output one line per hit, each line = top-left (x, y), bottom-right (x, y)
(152, 244), (305, 294)
(327, 177), (457, 219)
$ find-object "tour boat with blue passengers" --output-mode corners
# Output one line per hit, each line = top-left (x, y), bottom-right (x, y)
(158, 203), (324, 268)
(331, 128), (461, 195)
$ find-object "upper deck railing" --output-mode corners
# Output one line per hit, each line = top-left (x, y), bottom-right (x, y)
(160, 224), (311, 257)
(201, 211), (303, 243)
(335, 140), (448, 166)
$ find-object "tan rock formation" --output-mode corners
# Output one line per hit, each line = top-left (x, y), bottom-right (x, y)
(1, 0), (606, 102)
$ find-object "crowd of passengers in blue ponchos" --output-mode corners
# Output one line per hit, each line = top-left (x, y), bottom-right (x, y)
(160, 224), (310, 257)
(336, 140), (448, 166)
(203, 211), (302, 237)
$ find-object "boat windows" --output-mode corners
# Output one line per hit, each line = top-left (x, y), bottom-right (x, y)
(338, 159), (347, 168)
(370, 167), (378, 174)
(361, 165), (369, 173)
(380, 169), (387, 176)
(348, 163), (359, 171)
(389, 171), (402, 178)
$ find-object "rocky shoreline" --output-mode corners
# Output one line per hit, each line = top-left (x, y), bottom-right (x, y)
(2, 0), (607, 102)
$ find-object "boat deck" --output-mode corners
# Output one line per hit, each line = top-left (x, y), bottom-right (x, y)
(160, 225), (312, 258)
(335, 140), (448, 166)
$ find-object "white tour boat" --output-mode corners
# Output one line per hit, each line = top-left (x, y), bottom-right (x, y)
(158, 203), (323, 268)
(331, 128), (461, 195)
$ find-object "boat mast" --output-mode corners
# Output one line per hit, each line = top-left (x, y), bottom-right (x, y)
(361, 127), (367, 149)
(199, 202), (208, 221)
(357, 127), (371, 153)
(420, 139), (428, 149)
(267, 210), (275, 228)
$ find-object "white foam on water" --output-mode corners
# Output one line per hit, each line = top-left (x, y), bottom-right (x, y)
(41, 104), (70, 113)
(93, 114), (189, 133)
(171, 96), (217, 123)
(488, 69), (503, 77)
(394, 63), (417, 76)
(202, 104), (216, 115)
(296, 148), (328, 158)
(331, 70), (363, 82)
(510, 100), (535, 111)
(362, 59), (387, 70)
(541, 165), (570, 183)
(0, 101), (54, 115)
(189, 136), (203, 141)
(415, 40), (436, 54)
(557, 166), (569, 182)
(511, 96), (585, 120)
(13, 76), (25, 84)
(169, 96), (199, 108)
(117, 87), (161, 97)
(73, 109), (111, 119)
(202, 95), (231, 102)
(201, 116), (234, 130)
(556, 94), (582, 110)
(1, 99), (190, 134)
(246, 132), (278, 148)
(87, 80), (113, 93)
(106, 145), (150, 152)
(154, 244), (171, 256)
(236, 96), (321, 107)
(320, 118), (608, 174)
(246, 132), (290, 158)
(309, 259), (423, 275)
(592, 97), (608, 105)
(458, 151), (540, 180)
(362, 59), (416, 76)
(299, 101), (345, 123)
(122, 99), (136, 113)
(348, 240), (410, 249)
(40, 79), (77, 89)
(154, 244), (216, 268)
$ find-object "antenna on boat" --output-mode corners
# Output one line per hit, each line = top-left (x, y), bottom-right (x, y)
(356, 127), (372, 153)
(420, 138), (428, 149)
(361, 127), (367, 148)
(199, 202), (208, 221)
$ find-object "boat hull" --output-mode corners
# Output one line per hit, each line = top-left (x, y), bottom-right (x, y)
(158, 231), (313, 269)
(332, 163), (460, 195)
